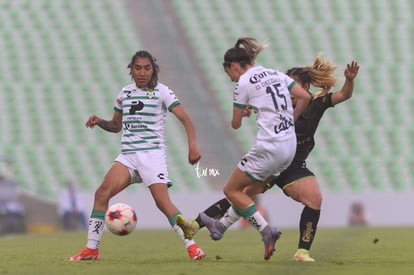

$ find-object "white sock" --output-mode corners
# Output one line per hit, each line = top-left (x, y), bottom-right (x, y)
(86, 218), (105, 249)
(247, 211), (268, 232)
(221, 207), (241, 229)
(173, 224), (195, 248)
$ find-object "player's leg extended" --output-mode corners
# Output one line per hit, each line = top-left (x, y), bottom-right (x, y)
(284, 176), (321, 262)
(226, 168), (281, 260)
(176, 198), (231, 240)
(149, 183), (205, 260)
(66, 162), (131, 261)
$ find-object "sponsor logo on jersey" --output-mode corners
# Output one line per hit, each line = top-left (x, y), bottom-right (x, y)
(249, 70), (278, 84)
(274, 115), (294, 134)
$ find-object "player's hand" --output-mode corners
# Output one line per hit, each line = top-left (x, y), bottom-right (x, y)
(344, 61), (359, 81)
(85, 115), (101, 128)
(188, 146), (201, 165)
(243, 104), (252, 117)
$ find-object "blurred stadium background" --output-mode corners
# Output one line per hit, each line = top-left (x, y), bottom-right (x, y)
(0, 0), (413, 231)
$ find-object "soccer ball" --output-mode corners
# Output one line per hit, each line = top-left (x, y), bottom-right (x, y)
(105, 203), (137, 236)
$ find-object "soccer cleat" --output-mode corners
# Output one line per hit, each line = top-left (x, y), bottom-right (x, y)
(293, 248), (315, 262)
(261, 226), (281, 261)
(199, 212), (226, 240)
(186, 243), (206, 260)
(66, 247), (100, 261)
(176, 214), (200, 240)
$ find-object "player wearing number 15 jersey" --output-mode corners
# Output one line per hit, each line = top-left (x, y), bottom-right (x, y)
(187, 37), (310, 261)
(234, 66), (296, 142)
(177, 55), (359, 263)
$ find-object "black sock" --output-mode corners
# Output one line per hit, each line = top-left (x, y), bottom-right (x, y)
(195, 198), (231, 228)
(298, 206), (320, 250)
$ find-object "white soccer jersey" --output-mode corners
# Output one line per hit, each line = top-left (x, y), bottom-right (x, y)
(114, 83), (179, 153)
(233, 66), (296, 142)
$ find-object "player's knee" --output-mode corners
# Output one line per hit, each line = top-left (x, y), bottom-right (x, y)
(223, 186), (233, 201)
(94, 184), (112, 201)
(304, 191), (322, 209)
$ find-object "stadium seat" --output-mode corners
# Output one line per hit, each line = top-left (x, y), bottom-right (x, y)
(1, 0), (413, 198)
(170, 0), (413, 193)
(1, 0), (212, 198)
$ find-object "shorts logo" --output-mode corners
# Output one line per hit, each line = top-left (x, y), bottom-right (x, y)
(157, 173), (165, 180)
(240, 158), (248, 166)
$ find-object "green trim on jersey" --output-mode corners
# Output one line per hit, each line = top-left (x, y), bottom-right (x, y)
(233, 102), (246, 109)
(125, 95), (160, 100)
(288, 80), (296, 91)
(125, 112), (157, 117)
(122, 120), (156, 125)
(141, 104), (158, 108)
(246, 171), (260, 182)
(121, 140), (148, 145)
(121, 146), (160, 153)
(168, 101), (180, 112)
(123, 134), (159, 139)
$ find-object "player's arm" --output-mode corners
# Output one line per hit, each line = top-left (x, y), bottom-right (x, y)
(232, 102), (251, 129)
(231, 105), (245, 129)
(290, 84), (311, 121)
(85, 110), (123, 133)
(331, 60), (359, 105)
(171, 104), (201, 165)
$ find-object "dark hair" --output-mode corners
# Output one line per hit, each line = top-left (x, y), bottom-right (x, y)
(223, 37), (268, 68)
(286, 67), (312, 86)
(127, 50), (160, 90)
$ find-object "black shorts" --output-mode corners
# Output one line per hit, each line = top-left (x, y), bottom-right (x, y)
(267, 161), (315, 195)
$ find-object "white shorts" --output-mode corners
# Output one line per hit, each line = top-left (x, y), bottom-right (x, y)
(237, 137), (297, 182)
(114, 149), (171, 187)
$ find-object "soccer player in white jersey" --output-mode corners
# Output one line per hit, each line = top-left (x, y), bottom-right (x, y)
(66, 50), (205, 261)
(190, 37), (311, 260)
(178, 56), (360, 262)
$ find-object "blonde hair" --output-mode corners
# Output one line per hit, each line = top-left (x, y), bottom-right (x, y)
(305, 53), (338, 97)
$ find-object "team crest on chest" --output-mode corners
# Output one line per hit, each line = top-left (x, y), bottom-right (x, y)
(146, 89), (155, 99)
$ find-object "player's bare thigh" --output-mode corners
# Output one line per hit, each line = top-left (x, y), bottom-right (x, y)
(284, 176), (322, 209)
(93, 161), (131, 209)
(224, 167), (257, 209)
(149, 183), (179, 217)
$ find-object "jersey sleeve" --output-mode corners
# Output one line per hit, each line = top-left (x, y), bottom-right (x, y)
(283, 73), (296, 91)
(113, 90), (124, 112)
(233, 83), (248, 109)
(324, 92), (333, 107)
(161, 85), (180, 112)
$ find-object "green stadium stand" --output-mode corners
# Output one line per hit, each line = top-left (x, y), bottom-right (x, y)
(170, 0), (414, 192)
(0, 0), (210, 200)
(1, 0), (413, 198)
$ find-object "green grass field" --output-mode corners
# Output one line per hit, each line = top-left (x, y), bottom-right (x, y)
(1, 227), (412, 275)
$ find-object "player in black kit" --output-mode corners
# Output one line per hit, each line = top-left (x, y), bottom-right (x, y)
(177, 55), (359, 262)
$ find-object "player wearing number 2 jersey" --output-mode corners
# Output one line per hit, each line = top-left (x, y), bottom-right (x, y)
(66, 50), (205, 261)
(185, 37), (310, 261)
(115, 82), (178, 153)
